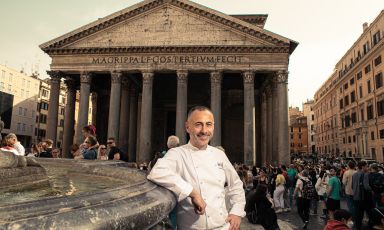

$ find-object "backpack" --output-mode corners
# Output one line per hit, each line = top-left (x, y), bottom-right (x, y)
(300, 179), (315, 200)
(370, 173), (384, 194)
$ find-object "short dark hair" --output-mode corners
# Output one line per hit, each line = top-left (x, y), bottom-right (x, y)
(358, 161), (367, 169)
(86, 135), (97, 146)
(348, 161), (356, 169)
(187, 106), (212, 119)
(107, 137), (115, 142)
(333, 209), (352, 222)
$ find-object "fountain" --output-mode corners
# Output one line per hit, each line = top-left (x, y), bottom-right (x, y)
(0, 157), (176, 229)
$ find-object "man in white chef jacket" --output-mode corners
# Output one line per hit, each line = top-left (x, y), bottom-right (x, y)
(148, 106), (246, 230)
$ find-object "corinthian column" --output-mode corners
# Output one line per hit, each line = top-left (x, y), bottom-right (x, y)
(266, 84), (273, 164)
(62, 77), (76, 158)
(128, 86), (138, 162)
(276, 70), (290, 165)
(119, 77), (130, 154)
(243, 71), (255, 166)
(272, 81), (279, 164)
(138, 71), (154, 163)
(108, 71), (122, 142)
(176, 70), (188, 144)
(46, 71), (61, 146)
(210, 71), (222, 147)
(261, 91), (268, 165)
(76, 72), (92, 144)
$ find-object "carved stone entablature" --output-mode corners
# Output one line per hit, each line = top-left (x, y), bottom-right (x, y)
(47, 71), (62, 83)
(176, 70), (188, 82)
(44, 46), (290, 55)
(210, 71), (222, 84)
(80, 72), (92, 84)
(142, 72), (154, 85)
(243, 71), (255, 84)
(275, 70), (289, 84)
(64, 77), (77, 90)
(111, 71), (123, 84)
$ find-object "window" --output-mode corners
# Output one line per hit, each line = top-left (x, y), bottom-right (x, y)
(23, 108), (27, 116)
(291, 127), (293, 132)
(378, 99), (384, 116)
(350, 77), (355, 85)
(367, 104), (374, 120)
(348, 136), (351, 143)
(353, 135), (356, 143)
(365, 64), (371, 74)
(18, 107), (22, 115)
(340, 87), (343, 93)
(368, 80), (372, 93)
(375, 56), (382, 66)
(40, 102), (49, 110)
(60, 108), (65, 115)
(363, 42), (370, 55)
(299, 127), (302, 132)
(312, 114), (314, 121)
(371, 131), (375, 140)
(351, 91), (356, 103)
(359, 85), (363, 98)
(361, 108), (365, 121)
(344, 83), (348, 90)
(344, 95), (349, 106)
(345, 114), (351, 127)
(380, 129), (384, 139)
(376, 72), (383, 89)
(373, 31), (381, 46)
(351, 111), (357, 123)
(59, 119), (64, 127)
(340, 99), (344, 109)
(290, 134), (293, 139)
(39, 114), (47, 124)
(299, 134), (302, 139)
(42, 89), (49, 97)
(357, 71), (362, 80)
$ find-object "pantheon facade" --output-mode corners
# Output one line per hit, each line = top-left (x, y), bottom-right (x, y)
(40, 0), (297, 166)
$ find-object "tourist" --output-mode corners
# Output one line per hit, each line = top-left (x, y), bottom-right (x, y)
(52, 148), (61, 158)
(324, 209), (353, 230)
(294, 169), (312, 229)
(368, 164), (384, 208)
(273, 168), (286, 213)
(70, 144), (83, 159)
(245, 184), (280, 230)
(352, 161), (369, 230)
(107, 137), (126, 161)
(39, 140), (53, 158)
(315, 170), (329, 219)
(326, 168), (342, 220)
(97, 145), (108, 160)
(287, 164), (298, 208)
(82, 135), (97, 160)
(0, 133), (20, 155)
(82, 125), (96, 139)
(148, 106), (245, 229)
(342, 161), (356, 218)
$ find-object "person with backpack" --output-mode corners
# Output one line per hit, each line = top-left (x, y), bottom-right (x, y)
(294, 169), (314, 229)
(326, 168), (342, 220)
(368, 163), (384, 208)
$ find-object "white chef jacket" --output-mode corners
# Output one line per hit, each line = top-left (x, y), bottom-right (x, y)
(147, 142), (246, 230)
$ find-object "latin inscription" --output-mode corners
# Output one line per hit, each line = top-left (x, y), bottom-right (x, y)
(91, 55), (243, 65)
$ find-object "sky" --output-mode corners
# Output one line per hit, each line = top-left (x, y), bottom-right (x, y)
(0, 0), (383, 108)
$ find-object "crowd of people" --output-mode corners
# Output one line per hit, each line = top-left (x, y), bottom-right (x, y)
(236, 157), (384, 230)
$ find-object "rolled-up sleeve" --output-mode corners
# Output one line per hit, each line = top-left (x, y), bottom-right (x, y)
(222, 156), (246, 217)
(147, 149), (193, 201)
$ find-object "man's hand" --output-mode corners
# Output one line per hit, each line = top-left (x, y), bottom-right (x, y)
(225, 214), (241, 230)
(189, 189), (206, 215)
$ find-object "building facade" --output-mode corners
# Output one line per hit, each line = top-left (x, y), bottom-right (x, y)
(289, 107), (309, 154)
(314, 10), (384, 162)
(303, 100), (315, 153)
(0, 65), (40, 147)
(40, 0), (297, 165)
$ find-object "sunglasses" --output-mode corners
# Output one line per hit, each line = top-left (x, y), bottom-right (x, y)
(107, 142), (113, 144)
(85, 141), (90, 144)
(101, 147), (106, 150)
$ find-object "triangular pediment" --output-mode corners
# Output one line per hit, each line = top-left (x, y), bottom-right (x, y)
(40, 0), (297, 53)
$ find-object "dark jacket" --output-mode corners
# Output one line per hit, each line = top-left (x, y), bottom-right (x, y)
(83, 147), (97, 160)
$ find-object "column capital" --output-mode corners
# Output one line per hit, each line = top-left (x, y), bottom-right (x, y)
(47, 71), (62, 82)
(275, 70), (289, 84)
(210, 71), (222, 84)
(111, 71), (123, 84)
(80, 72), (92, 84)
(243, 71), (255, 84)
(176, 70), (188, 82)
(64, 77), (77, 90)
(121, 76), (131, 88)
(142, 72), (154, 85)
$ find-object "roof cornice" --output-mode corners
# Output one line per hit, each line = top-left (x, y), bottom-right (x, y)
(40, 0), (298, 54)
